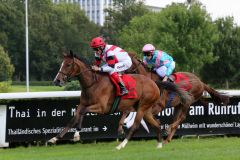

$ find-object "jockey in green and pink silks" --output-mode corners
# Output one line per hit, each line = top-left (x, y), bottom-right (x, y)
(142, 44), (175, 82)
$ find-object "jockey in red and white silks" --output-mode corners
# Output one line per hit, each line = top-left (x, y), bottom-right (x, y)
(95, 45), (132, 73)
(90, 37), (132, 95)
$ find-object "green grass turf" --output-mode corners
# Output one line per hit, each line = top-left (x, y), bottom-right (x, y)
(0, 137), (240, 160)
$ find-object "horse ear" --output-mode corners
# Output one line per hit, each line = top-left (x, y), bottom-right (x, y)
(128, 51), (137, 58)
(69, 50), (74, 57)
(63, 52), (68, 57)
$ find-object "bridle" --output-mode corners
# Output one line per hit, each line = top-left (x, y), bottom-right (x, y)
(58, 57), (97, 89)
(128, 56), (155, 79)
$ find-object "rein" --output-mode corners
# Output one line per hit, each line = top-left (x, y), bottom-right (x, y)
(78, 69), (97, 89)
(129, 56), (156, 80)
(59, 58), (97, 89)
(128, 58), (144, 73)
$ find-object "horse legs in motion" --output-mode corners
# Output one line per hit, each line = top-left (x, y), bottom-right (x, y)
(118, 111), (128, 136)
(163, 81), (229, 144)
(48, 51), (167, 149)
(126, 53), (230, 144)
(164, 103), (190, 143)
(143, 110), (163, 148)
(116, 107), (163, 150)
(48, 104), (86, 143)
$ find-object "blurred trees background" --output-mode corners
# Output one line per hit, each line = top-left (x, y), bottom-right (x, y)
(102, 0), (149, 44)
(201, 17), (240, 88)
(118, 2), (219, 74)
(0, 0), (239, 88)
(0, 0), (100, 81)
(0, 45), (14, 92)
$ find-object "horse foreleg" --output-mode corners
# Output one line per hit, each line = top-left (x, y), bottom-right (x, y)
(48, 105), (83, 144)
(118, 111), (128, 137)
(73, 108), (87, 142)
(73, 104), (103, 142)
(165, 105), (188, 144)
(143, 111), (163, 148)
(48, 114), (81, 144)
(165, 116), (183, 144)
(166, 106), (182, 135)
(116, 109), (144, 150)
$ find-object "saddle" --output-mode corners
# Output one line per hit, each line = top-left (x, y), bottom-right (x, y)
(109, 74), (137, 99)
(171, 73), (192, 91)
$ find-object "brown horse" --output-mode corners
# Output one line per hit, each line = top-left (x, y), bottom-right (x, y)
(119, 52), (230, 144)
(48, 51), (187, 149)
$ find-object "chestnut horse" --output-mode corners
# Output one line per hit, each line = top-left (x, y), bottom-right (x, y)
(119, 52), (230, 144)
(48, 51), (188, 149)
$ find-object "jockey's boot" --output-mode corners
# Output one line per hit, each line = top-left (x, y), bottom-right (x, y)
(168, 75), (174, 82)
(110, 72), (129, 95)
(118, 80), (128, 95)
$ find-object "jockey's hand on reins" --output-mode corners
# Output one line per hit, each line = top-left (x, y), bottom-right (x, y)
(91, 65), (100, 72)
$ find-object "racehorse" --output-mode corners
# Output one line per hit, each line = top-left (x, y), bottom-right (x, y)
(119, 52), (230, 144)
(48, 51), (189, 149)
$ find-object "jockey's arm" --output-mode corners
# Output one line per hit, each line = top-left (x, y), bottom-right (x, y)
(95, 56), (101, 66)
(106, 55), (115, 68)
(142, 57), (148, 67)
(94, 54), (115, 72)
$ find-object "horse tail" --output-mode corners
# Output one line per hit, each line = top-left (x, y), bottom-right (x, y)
(155, 81), (191, 105)
(203, 83), (229, 105)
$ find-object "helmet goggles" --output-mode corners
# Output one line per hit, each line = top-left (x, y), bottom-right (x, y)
(143, 51), (153, 57)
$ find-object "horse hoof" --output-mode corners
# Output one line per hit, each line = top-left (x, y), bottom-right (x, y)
(116, 146), (122, 150)
(163, 140), (169, 144)
(116, 144), (125, 150)
(48, 137), (58, 144)
(157, 142), (163, 149)
(73, 131), (80, 142)
(116, 139), (128, 150)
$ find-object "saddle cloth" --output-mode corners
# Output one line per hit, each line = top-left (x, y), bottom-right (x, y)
(110, 74), (137, 99)
(171, 73), (192, 91)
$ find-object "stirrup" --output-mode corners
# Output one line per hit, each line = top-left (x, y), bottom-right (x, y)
(120, 89), (128, 95)
(168, 76), (174, 82)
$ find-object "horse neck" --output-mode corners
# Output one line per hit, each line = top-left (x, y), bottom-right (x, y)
(147, 72), (159, 82)
(133, 59), (148, 76)
(74, 58), (95, 89)
(132, 57), (159, 81)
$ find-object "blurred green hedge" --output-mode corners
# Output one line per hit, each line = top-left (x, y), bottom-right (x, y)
(0, 81), (11, 93)
(64, 81), (81, 91)
(12, 81), (54, 86)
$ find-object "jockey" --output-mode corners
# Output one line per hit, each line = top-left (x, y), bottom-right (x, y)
(142, 44), (175, 82)
(90, 37), (132, 95)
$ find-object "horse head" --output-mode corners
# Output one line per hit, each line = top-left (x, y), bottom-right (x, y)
(54, 50), (75, 86)
(54, 50), (94, 88)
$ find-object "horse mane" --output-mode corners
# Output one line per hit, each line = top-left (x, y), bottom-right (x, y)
(128, 51), (143, 63)
(73, 54), (91, 66)
(128, 51), (137, 58)
(65, 51), (110, 77)
(64, 50), (92, 66)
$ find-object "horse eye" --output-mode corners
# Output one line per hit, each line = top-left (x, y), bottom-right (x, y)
(66, 64), (72, 67)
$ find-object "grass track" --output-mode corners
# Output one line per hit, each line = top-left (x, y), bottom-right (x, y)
(1, 137), (240, 160)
